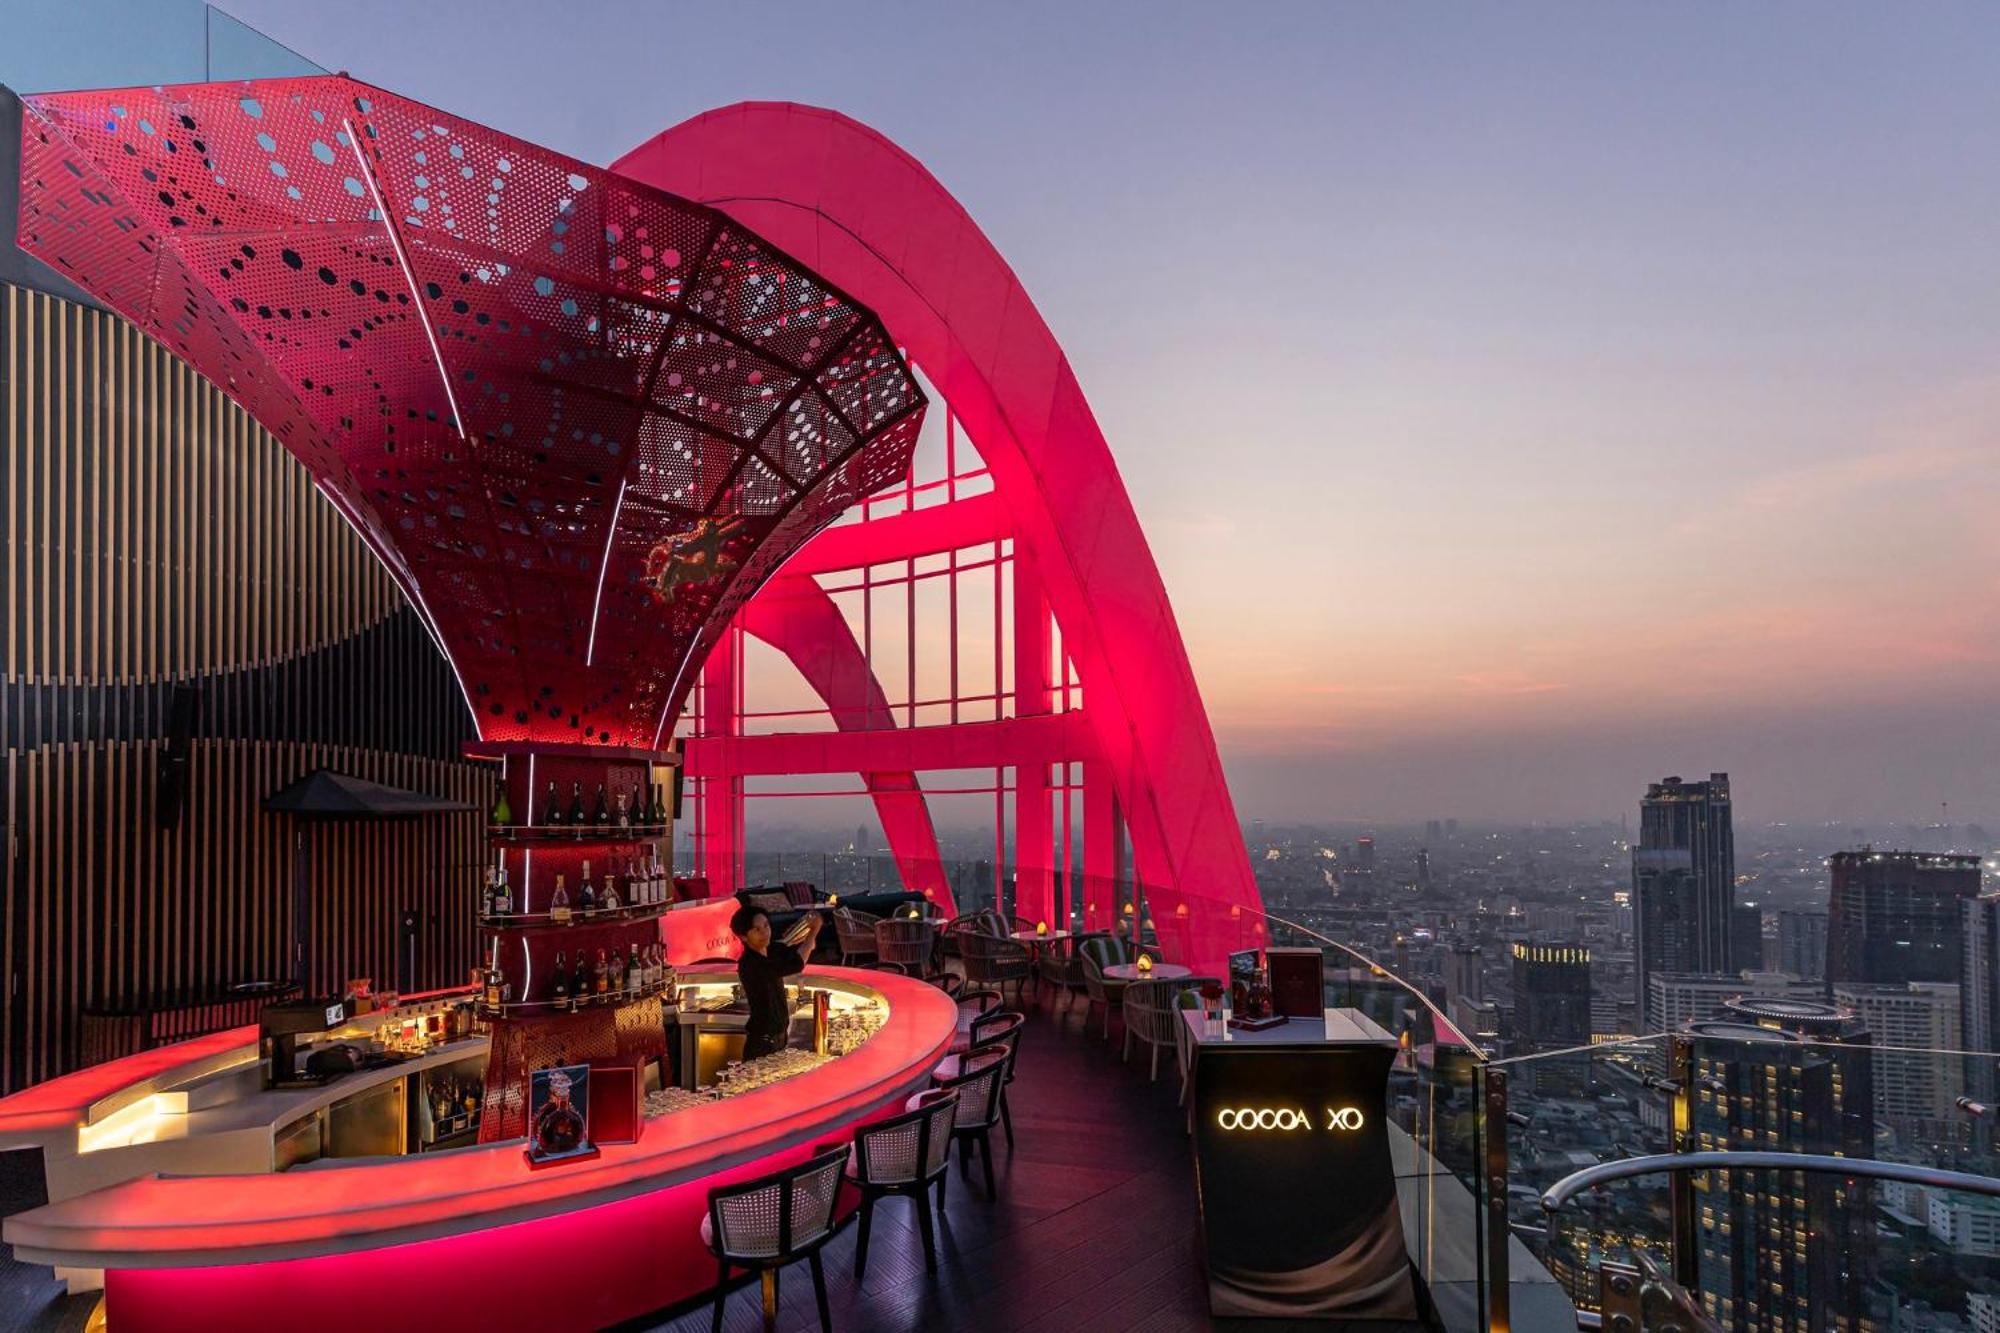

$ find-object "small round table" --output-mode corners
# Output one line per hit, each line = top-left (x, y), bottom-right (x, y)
(1103, 961), (1191, 982)
(1009, 929), (1072, 951)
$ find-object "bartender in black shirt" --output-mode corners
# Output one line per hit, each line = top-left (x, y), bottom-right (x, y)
(730, 902), (824, 1060)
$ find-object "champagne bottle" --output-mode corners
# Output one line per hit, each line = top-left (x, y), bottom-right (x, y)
(579, 861), (597, 915)
(550, 874), (572, 926)
(616, 791), (631, 829)
(625, 942), (642, 995)
(490, 782), (513, 827)
(566, 781), (585, 826)
(590, 783), (610, 827)
(570, 950), (589, 1007)
(553, 951), (569, 1002)
(649, 782), (666, 825)
(542, 781), (562, 826)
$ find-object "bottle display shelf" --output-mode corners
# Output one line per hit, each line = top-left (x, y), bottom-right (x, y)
(477, 900), (674, 930)
(475, 981), (675, 1020)
(486, 824), (670, 845)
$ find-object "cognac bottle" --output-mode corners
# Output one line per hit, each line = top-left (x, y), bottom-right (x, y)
(550, 874), (572, 926)
(578, 861), (597, 915)
(532, 1070), (586, 1156)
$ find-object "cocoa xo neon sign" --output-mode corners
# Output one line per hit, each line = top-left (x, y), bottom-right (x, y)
(1214, 1106), (1366, 1132)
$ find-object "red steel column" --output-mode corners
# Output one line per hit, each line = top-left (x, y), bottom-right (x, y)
(1012, 553), (1054, 925)
(699, 629), (743, 893)
(1083, 761), (1123, 934)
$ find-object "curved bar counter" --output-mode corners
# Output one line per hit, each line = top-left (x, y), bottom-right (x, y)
(0, 967), (955, 1332)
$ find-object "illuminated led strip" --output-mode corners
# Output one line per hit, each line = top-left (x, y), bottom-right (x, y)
(584, 478), (629, 667)
(342, 117), (469, 441)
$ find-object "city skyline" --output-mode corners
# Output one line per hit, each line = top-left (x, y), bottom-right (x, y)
(7, 1), (1999, 825)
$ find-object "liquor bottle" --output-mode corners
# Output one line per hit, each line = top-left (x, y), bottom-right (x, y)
(579, 861), (597, 915)
(531, 1069), (587, 1157)
(494, 856), (512, 916)
(616, 791), (631, 829)
(590, 783), (610, 827)
(595, 949), (610, 997)
(500, 974), (513, 1005)
(483, 937), (503, 1008)
(648, 782), (666, 825)
(625, 942), (642, 995)
(603, 876), (621, 911)
(570, 949), (589, 1005)
(490, 782), (513, 827)
(567, 781), (586, 826)
(542, 781), (562, 826)
(552, 951), (568, 1002)
(550, 874), (572, 926)
(481, 866), (496, 919)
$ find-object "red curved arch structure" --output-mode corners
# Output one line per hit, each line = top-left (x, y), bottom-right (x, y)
(616, 105), (1263, 962)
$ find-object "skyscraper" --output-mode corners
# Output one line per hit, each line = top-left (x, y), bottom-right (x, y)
(1777, 910), (1830, 980)
(1510, 943), (1592, 1094)
(1633, 773), (1736, 1031)
(1832, 980), (1964, 1141)
(1960, 894), (2000, 1106)
(1688, 997), (1875, 1333)
(1731, 902), (1765, 972)
(1825, 849), (1980, 986)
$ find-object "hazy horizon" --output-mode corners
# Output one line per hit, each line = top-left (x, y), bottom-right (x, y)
(7, 1), (1998, 826)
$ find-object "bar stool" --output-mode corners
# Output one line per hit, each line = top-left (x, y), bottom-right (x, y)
(929, 1045), (1008, 1199)
(702, 1143), (848, 1333)
(848, 1089), (959, 1277)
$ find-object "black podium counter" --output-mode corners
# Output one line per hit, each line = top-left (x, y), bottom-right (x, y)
(1183, 1007), (1420, 1322)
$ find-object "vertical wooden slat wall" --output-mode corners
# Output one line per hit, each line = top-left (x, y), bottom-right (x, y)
(0, 281), (483, 1094)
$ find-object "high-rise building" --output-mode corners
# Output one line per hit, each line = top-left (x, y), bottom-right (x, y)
(1831, 980), (1964, 1139)
(1647, 970), (1823, 1036)
(1963, 894), (2000, 1106)
(1633, 773), (1736, 1031)
(1352, 836), (1376, 875)
(1415, 848), (1432, 892)
(1445, 943), (1484, 1012)
(1510, 943), (1592, 1094)
(1688, 997), (1875, 1333)
(1732, 902), (1765, 972)
(1777, 911), (1830, 981)
(1826, 849), (1980, 986)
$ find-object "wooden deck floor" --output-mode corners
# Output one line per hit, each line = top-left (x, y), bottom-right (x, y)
(630, 992), (1217, 1333)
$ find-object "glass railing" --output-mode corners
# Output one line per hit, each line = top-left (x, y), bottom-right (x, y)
(710, 855), (2000, 1331)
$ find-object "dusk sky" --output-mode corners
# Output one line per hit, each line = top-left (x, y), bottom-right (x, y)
(9, 2), (1999, 827)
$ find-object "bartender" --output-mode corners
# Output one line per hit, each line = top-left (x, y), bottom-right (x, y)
(730, 902), (824, 1059)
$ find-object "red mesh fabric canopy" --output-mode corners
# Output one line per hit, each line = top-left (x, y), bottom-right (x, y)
(15, 77), (925, 749)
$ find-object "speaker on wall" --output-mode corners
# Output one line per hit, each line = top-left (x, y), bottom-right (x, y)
(156, 684), (200, 830)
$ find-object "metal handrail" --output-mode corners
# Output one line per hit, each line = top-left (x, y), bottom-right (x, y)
(1542, 1150), (2000, 1213)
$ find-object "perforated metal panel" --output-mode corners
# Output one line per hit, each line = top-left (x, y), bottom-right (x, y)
(16, 77), (925, 749)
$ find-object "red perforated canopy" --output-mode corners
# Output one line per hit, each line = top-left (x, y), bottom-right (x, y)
(15, 77), (925, 750)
